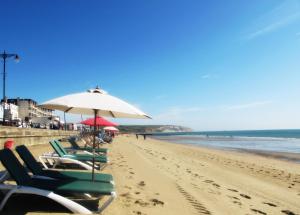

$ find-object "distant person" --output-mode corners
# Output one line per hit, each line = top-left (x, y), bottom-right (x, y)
(143, 134), (146, 140)
(136, 134), (138, 139)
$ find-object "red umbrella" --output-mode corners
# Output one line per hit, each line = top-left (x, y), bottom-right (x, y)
(80, 116), (118, 127)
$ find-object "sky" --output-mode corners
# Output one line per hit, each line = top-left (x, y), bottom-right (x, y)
(1, 0), (300, 131)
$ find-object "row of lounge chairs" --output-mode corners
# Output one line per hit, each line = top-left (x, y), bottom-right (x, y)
(39, 140), (109, 171)
(0, 137), (115, 214)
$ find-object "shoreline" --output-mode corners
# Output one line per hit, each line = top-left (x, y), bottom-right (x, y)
(150, 136), (300, 164)
(235, 148), (300, 163)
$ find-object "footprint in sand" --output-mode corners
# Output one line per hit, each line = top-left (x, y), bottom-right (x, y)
(251, 208), (266, 215)
(134, 199), (150, 207)
(263, 202), (277, 207)
(150, 198), (164, 206)
(232, 200), (242, 206)
(212, 183), (221, 188)
(227, 188), (238, 193)
(186, 169), (191, 173)
(120, 192), (133, 206)
(120, 192), (130, 197)
(133, 211), (147, 215)
(227, 195), (240, 200)
(240, 194), (251, 199)
(138, 181), (146, 187)
(281, 210), (297, 215)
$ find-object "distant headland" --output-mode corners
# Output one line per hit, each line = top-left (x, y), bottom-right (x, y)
(118, 125), (193, 133)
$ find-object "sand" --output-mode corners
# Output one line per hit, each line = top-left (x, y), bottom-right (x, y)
(1, 135), (300, 215)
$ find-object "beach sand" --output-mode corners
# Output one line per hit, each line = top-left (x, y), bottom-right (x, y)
(1, 135), (300, 215)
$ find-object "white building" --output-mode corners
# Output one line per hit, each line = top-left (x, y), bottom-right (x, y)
(0, 103), (19, 122)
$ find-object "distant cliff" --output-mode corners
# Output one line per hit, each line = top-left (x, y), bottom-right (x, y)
(118, 125), (193, 133)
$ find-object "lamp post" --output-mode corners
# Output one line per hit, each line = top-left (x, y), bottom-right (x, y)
(0, 50), (20, 125)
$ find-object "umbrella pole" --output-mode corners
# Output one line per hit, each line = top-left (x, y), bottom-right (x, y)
(92, 109), (98, 181)
(64, 111), (66, 130)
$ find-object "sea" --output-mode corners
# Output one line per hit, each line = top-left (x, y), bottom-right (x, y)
(152, 129), (300, 155)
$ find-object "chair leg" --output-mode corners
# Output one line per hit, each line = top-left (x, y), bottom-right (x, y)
(39, 156), (50, 169)
(98, 191), (116, 214)
(100, 163), (108, 171)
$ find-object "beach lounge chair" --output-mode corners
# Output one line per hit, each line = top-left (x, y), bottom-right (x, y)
(68, 137), (108, 154)
(0, 149), (116, 214)
(54, 140), (108, 162)
(16, 145), (114, 184)
(82, 136), (110, 149)
(39, 140), (108, 170)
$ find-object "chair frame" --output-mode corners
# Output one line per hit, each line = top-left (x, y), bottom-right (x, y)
(0, 183), (116, 214)
(39, 152), (101, 170)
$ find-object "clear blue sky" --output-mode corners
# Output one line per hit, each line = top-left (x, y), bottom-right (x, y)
(1, 0), (300, 130)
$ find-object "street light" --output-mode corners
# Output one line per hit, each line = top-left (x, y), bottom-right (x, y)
(0, 50), (20, 125)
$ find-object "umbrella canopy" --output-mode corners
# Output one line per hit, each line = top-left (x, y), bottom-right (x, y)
(40, 88), (151, 119)
(81, 116), (118, 127)
(103, 126), (119, 131)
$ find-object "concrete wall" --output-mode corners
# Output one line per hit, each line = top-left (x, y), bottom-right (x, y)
(0, 126), (78, 147)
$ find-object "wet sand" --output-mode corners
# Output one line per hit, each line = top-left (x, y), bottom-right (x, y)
(236, 149), (300, 163)
(1, 135), (300, 215)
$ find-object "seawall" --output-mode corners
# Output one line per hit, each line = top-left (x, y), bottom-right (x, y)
(0, 126), (78, 147)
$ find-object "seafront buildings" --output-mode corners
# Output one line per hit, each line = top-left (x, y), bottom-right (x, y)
(5, 98), (52, 119)
(0, 97), (80, 130)
(0, 98), (53, 126)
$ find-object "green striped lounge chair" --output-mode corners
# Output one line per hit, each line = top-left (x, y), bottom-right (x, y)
(16, 145), (114, 184)
(0, 149), (116, 214)
(39, 140), (108, 170)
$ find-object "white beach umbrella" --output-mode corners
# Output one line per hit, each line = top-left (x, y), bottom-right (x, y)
(40, 88), (151, 119)
(39, 87), (151, 180)
(103, 126), (119, 131)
